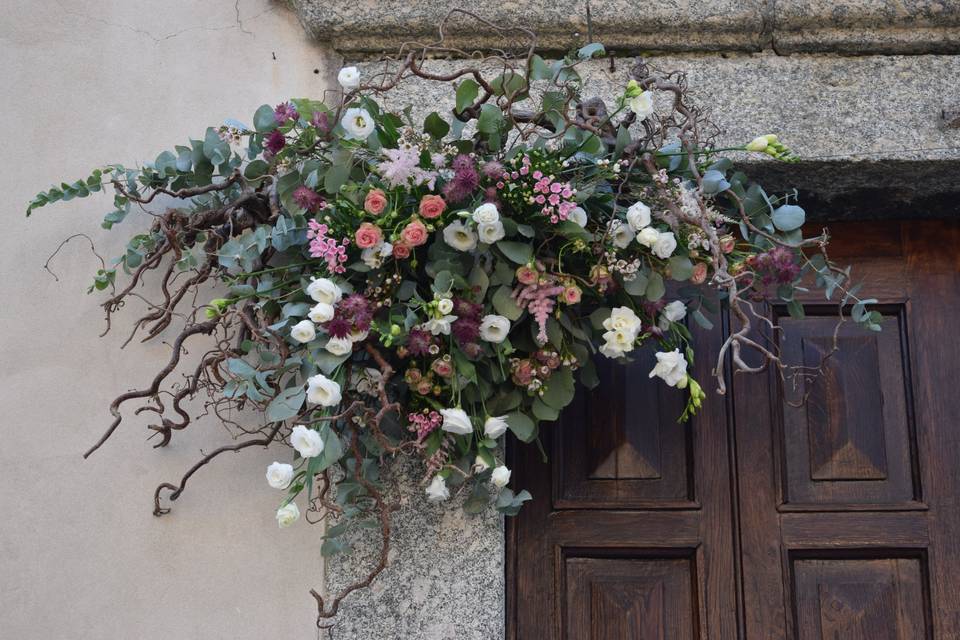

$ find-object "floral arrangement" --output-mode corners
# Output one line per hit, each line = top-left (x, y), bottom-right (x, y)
(27, 13), (877, 624)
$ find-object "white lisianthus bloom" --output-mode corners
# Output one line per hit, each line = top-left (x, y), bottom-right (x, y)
(266, 462), (295, 490)
(276, 502), (300, 528)
(425, 475), (450, 502)
(306, 373), (342, 407)
(421, 315), (457, 336)
(306, 277), (342, 305)
(626, 201), (652, 231)
(440, 408), (474, 435)
(636, 226), (660, 248)
(341, 107), (375, 140)
(610, 220), (635, 249)
(290, 320), (316, 344)
(649, 349), (689, 387)
(443, 221), (478, 252)
(290, 425), (325, 458)
(491, 465), (512, 489)
(652, 231), (678, 259)
(483, 415), (509, 439)
(478, 220), (506, 244)
(627, 90), (655, 120)
(325, 336), (353, 356)
(602, 307), (642, 337)
(436, 297), (454, 315)
(308, 302), (335, 324)
(472, 202), (500, 224)
(568, 206), (588, 228)
(337, 66), (360, 89)
(662, 300), (687, 324)
(479, 314), (511, 343)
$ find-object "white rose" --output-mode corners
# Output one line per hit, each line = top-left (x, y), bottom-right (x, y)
(425, 475), (450, 503)
(442, 221), (478, 252)
(341, 107), (375, 140)
(421, 315), (457, 336)
(491, 465), (511, 489)
(637, 226), (660, 248)
(306, 277), (342, 305)
(602, 307), (642, 337)
(306, 373), (342, 407)
(325, 335), (353, 356)
(308, 302), (335, 324)
(610, 220), (635, 249)
(290, 425), (325, 458)
(628, 90), (655, 120)
(265, 462), (294, 490)
(483, 415), (509, 439)
(626, 201), (652, 231)
(652, 231), (678, 259)
(568, 206), (588, 228)
(440, 408), (474, 435)
(437, 298), (454, 315)
(337, 66), (360, 89)
(662, 300), (687, 324)
(479, 314), (511, 343)
(472, 202), (500, 224)
(290, 320), (316, 344)
(478, 220), (506, 244)
(648, 349), (688, 387)
(276, 502), (300, 528)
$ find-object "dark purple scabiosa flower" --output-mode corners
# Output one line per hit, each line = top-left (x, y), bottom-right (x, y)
(406, 328), (433, 357)
(324, 315), (352, 339)
(452, 297), (482, 321)
(292, 186), (324, 212)
(442, 154), (480, 204)
(311, 111), (330, 133)
(274, 102), (299, 124)
(264, 130), (286, 157)
(339, 293), (370, 318)
(452, 317), (480, 345)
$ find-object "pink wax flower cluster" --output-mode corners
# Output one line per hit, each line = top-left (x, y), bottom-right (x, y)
(495, 155), (578, 224)
(307, 219), (349, 274)
(407, 410), (442, 440)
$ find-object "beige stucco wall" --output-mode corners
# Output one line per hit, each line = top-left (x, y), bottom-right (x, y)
(0, 2), (338, 637)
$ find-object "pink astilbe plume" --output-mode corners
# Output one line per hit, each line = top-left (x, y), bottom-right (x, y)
(513, 279), (565, 345)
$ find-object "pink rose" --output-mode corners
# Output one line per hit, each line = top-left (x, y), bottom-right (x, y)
(431, 358), (454, 378)
(516, 265), (538, 285)
(691, 262), (708, 285)
(562, 286), (582, 304)
(354, 222), (383, 249)
(392, 241), (412, 259)
(719, 235), (736, 254)
(418, 195), (446, 219)
(401, 220), (428, 247)
(364, 189), (388, 216)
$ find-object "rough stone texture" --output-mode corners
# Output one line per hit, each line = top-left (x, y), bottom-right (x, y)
(290, 0), (960, 54)
(325, 459), (504, 639)
(355, 52), (960, 219)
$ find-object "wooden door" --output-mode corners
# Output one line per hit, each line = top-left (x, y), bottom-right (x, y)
(508, 220), (960, 639)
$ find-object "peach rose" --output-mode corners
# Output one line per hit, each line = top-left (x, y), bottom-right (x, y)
(516, 265), (538, 285)
(719, 234), (736, 254)
(562, 286), (582, 304)
(419, 194), (446, 219)
(354, 222), (383, 249)
(691, 262), (708, 285)
(400, 220), (429, 247)
(392, 241), (412, 259)
(364, 189), (388, 216)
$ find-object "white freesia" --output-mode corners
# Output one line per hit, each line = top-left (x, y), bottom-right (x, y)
(425, 475), (450, 502)
(661, 301), (687, 325)
(625, 201), (652, 231)
(652, 231), (678, 259)
(602, 307), (642, 338)
(483, 415), (509, 439)
(478, 220), (506, 244)
(602, 328), (637, 356)
(306, 277), (342, 305)
(746, 134), (774, 152)
(599, 340), (627, 359)
(443, 221), (478, 252)
(290, 425), (325, 458)
(472, 202), (500, 224)
(341, 107), (375, 140)
(421, 315), (457, 336)
(308, 302), (335, 324)
(636, 226), (660, 248)
(348, 328), (369, 343)
(568, 206), (588, 228)
(361, 241), (392, 268)
(325, 336), (353, 356)
(436, 297), (454, 315)
(649, 349), (688, 387)
(265, 462), (294, 490)
(276, 502), (300, 528)
(479, 314), (511, 343)
(610, 220), (635, 249)
(306, 373), (342, 407)
(491, 465), (512, 489)
(290, 320), (316, 344)
(337, 66), (360, 89)
(473, 456), (491, 472)
(627, 90), (655, 120)
(440, 408), (473, 435)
